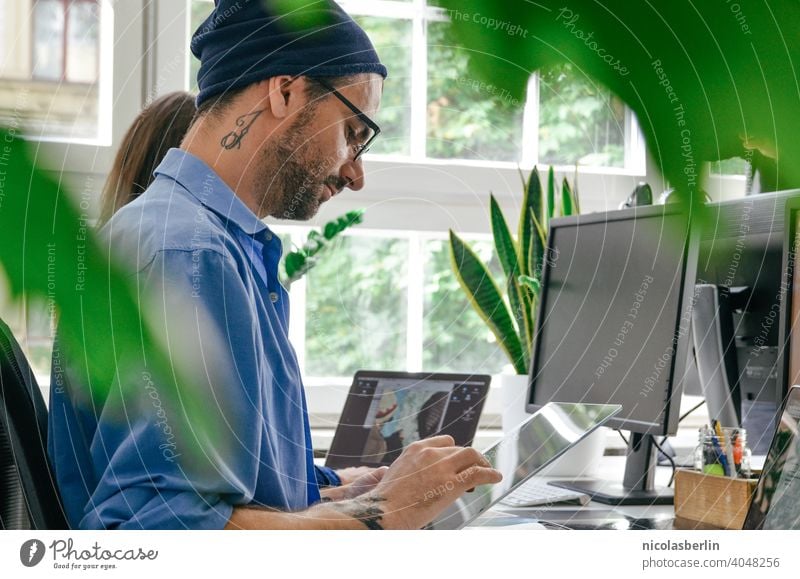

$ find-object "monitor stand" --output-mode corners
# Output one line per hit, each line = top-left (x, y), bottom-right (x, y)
(550, 432), (674, 505)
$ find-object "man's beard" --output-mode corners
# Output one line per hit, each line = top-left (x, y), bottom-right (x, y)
(255, 112), (339, 221)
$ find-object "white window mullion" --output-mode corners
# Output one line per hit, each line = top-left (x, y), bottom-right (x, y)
(409, 0), (427, 159)
(406, 234), (424, 372)
(287, 230), (308, 373)
(521, 74), (539, 168)
(624, 109), (647, 175)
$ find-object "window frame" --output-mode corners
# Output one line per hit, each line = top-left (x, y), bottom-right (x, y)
(15, 0), (751, 416)
(30, 0), (100, 84)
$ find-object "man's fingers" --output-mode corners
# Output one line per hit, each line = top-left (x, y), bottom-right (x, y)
(370, 466), (389, 483)
(447, 446), (491, 472)
(455, 465), (503, 490)
(414, 435), (455, 449)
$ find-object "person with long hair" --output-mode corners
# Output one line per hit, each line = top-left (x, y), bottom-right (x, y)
(97, 91), (196, 227)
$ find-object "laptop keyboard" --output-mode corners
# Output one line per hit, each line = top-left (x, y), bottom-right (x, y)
(501, 479), (591, 508)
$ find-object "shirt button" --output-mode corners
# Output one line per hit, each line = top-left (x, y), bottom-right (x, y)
(264, 232), (273, 241)
(269, 292), (279, 303)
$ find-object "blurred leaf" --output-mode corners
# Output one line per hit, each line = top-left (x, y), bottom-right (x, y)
(436, 0), (800, 205)
(0, 128), (221, 467)
(267, 0), (335, 30)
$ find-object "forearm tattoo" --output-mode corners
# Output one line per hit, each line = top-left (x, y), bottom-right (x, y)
(329, 495), (387, 530)
(220, 109), (264, 149)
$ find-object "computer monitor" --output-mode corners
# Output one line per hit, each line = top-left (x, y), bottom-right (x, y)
(777, 196), (800, 415)
(694, 190), (800, 454)
(526, 204), (698, 505)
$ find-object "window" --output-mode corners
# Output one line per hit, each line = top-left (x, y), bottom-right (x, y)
(187, 0), (641, 169)
(0, 0), (106, 141)
(277, 226), (511, 383)
(32, 0), (99, 83)
(422, 238), (509, 373)
(304, 234), (410, 377)
(538, 62), (626, 168)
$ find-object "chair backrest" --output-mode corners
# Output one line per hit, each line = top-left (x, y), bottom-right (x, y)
(0, 316), (68, 529)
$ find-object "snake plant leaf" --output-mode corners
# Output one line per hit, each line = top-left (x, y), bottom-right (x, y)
(449, 230), (527, 374)
(489, 195), (529, 346)
(561, 177), (574, 217)
(529, 207), (547, 248)
(519, 166), (543, 280)
(571, 164), (581, 214)
(547, 166), (556, 222)
(519, 275), (542, 298)
(506, 274), (529, 366)
(490, 194), (519, 281)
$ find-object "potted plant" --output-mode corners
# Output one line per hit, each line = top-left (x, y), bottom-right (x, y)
(449, 166), (578, 369)
(449, 165), (578, 428)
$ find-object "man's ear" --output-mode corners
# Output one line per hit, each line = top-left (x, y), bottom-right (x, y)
(267, 75), (299, 120)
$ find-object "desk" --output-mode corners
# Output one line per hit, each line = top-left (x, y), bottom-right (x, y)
(471, 456), (761, 530)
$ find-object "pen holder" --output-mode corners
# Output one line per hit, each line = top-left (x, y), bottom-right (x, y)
(674, 469), (759, 529)
(693, 426), (752, 477)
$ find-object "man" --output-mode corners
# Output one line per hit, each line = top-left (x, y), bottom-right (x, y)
(48, 0), (500, 530)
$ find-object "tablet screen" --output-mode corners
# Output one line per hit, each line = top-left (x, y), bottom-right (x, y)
(428, 402), (621, 530)
(743, 386), (800, 529)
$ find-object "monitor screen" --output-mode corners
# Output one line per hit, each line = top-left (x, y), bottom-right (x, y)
(527, 205), (696, 436)
(696, 191), (800, 454)
(788, 210), (800, 389)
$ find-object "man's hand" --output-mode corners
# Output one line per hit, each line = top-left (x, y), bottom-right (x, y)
(321, 467), (388, 501)
(335, 466), (378, 486)
(226, 436), (501, 530)
(326, 435), (502, 530)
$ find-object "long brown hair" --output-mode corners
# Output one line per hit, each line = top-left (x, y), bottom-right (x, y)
(98, 91), (196, 226)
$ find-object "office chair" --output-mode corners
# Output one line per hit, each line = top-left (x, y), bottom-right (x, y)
(0, 316), (68, 529)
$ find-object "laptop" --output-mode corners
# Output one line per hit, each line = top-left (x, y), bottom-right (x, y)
(428, 401), (622, 530)
(325, 370), (491, 469)
(742, 385), (800, 529)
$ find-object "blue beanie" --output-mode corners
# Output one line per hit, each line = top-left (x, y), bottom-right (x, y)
(191, 0), (388, 107)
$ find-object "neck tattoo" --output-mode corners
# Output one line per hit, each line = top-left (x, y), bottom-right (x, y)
(220, 109), (264, 150)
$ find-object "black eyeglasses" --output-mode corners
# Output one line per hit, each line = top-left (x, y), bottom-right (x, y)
(313, 78), (381, 161)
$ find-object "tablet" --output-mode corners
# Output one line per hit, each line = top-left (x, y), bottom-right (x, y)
(428, 401), (621, 530)
(742, 386), (800, 529)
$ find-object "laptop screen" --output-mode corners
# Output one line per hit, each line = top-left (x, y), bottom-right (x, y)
(325, 371), (490, 469)
(743, 386), (800, 529)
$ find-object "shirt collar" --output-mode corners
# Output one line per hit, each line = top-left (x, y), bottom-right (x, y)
(153, 148), (268, 236)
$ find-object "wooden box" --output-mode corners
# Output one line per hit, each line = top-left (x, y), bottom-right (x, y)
(674, 469), (758, 529)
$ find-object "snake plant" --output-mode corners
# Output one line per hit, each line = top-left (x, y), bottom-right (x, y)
(449, 166), (579, 374)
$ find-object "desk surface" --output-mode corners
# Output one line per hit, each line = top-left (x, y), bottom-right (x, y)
(472, 455), (764, 530)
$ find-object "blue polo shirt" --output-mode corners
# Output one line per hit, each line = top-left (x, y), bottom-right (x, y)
(48, 148), (321, 529)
